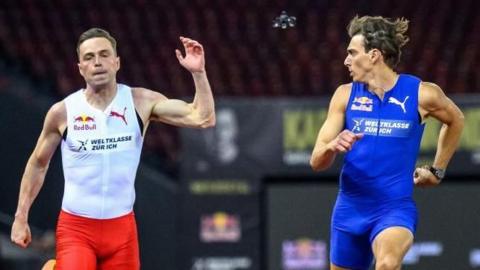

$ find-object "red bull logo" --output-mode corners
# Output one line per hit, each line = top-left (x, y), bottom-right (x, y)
(353, 96), (373, 105)
(200, 212), (241, 242)
(73, 114), (96, 131)
(351, 96), (373, 112)
(282, 238), (327, 269)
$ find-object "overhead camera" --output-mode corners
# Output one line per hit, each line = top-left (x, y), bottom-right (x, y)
(272, 11), (296, 29)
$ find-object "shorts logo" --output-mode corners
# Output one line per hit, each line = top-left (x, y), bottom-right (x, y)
(73, 115), (96, 131)
(351, 96), (373, 112)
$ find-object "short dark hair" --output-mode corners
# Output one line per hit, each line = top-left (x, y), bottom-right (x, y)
(76, 28), (117, 57)
(347, 15), (409, 69)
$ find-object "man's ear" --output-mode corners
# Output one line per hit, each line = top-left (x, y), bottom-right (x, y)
(115, 56), (120, 72)
(369, 48), (383, 63)
(78, 62), (84, 77)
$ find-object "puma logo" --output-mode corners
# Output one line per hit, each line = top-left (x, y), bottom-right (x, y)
(110, 107), (128, 125)
(388, 96), (409, 113)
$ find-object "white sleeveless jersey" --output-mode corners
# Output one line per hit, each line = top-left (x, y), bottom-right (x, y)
(61, 84), (143, 219)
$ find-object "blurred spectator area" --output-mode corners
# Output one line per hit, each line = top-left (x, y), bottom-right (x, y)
(0, 0), (479, 98)
(0, 0), (478, 175)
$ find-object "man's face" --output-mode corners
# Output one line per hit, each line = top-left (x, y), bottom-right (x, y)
(77, 37), (120, 88)
(344, 34), (375, 82)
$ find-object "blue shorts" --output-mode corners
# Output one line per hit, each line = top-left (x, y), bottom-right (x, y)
(330, 202), (417, 269)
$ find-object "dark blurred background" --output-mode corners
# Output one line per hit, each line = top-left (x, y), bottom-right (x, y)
(0, 0), (479, 269)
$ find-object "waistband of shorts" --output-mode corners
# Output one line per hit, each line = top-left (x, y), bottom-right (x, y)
(59, 209), (135, 222)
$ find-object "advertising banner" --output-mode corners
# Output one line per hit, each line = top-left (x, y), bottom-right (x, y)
(181, 97), (480, 177)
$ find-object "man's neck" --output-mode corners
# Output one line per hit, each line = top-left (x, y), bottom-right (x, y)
(84, 82), (117, 111)
(365, 67), (399, 100)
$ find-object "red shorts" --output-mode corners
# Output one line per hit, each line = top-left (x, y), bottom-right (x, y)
(55, 210), (140, 270)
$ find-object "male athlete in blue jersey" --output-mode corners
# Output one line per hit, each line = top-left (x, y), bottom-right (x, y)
(310, 16), (464, 270)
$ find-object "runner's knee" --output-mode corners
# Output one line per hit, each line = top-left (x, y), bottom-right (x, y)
(375, 255), (401, 270)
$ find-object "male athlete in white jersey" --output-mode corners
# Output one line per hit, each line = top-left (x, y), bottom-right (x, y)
(11, 28), (215, 269)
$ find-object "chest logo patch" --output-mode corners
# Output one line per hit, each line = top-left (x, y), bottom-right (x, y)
(110, 107), (128, 125)
(388, 96), (409, 113)
(351, 117), (413, 137)
(351, 96), (373, 112)
(73, 115), (96, 131)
